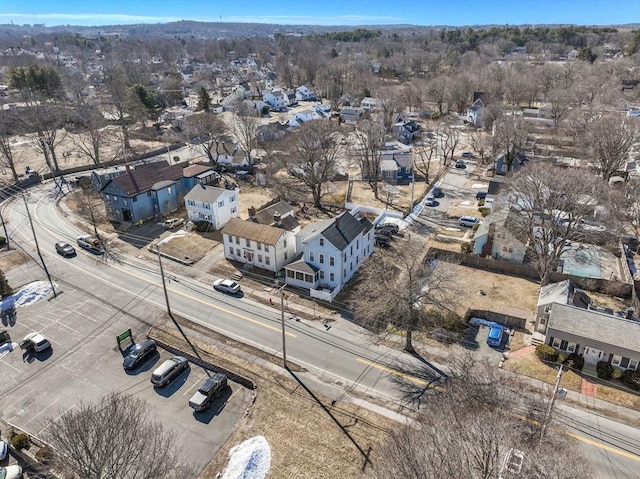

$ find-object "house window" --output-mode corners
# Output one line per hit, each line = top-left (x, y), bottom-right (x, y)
(350, 262), (353, 271)
(357, 240), (359, 249)
(265, 257), (271, 265)
(123, 198), (128, 206)
(230, 195), (236, 202)
(218, 200), (224, 207)
(329, 256), (335, 266)
(284, 252), (288, 260)
(309, 252), (314, 262)
(559, 340), (568, 351)
(246, 239), (250, 247)
(257, 243), (262, 251)
(620, 357), (630, 369)
(629, 359), (639, 371)
(611, 355), (622, 367)
(147, 191), (152, 197)
(350, 245), (353, 255)
(229, 235), (234, 243)
(284, 239), (287, 247)
(287, 270), (295, 278)
(264, 245), (269, 252)
(566, 342), (576, 353)
(305, 274), (313, 282)
(235, 237), (240, 244)
(231, 207), (237, 213)
(229, 246), (234, 255)
(236, 248), (241, 256)
(330, 272), (335, 282)
(296, 272), (304, 280)
(320, 238), (324, 246)
(319, 254), (324, 264)
(258, 255), (263, 263)
(168, 187), (172, 194)
(132, 196), (137, 202)
(319, 271), (325, 280)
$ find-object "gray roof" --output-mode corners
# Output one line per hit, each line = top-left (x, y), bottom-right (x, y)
(185, 184), (227, 203)
(548, 303), (640, 353)
(285, 258), (320, 274)
(537, 280), (572, 306)
(151, 179), (175, 191)
(321, 212), (366, 251)
(251, 200), (299, 231)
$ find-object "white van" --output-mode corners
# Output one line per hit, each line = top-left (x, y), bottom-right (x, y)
(151, 356), (189, 387)
(425, 193), (436, 206)
(459, 216), (479, 227)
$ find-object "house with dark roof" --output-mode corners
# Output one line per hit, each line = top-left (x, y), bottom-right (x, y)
(221, 217), (296, 273)
(285, 211), (374, 301)
(182, 163), (219, 189)
(185, 184), (238, 229)
(391, 120), (421, 144)
(101, 163), (187, 223)
(247, 200), (300, 233)
(472, 208), (527, 263)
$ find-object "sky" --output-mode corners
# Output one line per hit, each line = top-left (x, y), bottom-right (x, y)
(0, 0), (638, 27)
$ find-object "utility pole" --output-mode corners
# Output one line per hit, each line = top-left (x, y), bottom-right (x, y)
(157, 244), (171, 315)
(540, 364), (563, 443)
(22, 194), (56, 298)
(279, 282), (288, 369)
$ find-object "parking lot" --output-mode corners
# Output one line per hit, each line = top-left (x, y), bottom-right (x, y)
(0, 286), (253, 473)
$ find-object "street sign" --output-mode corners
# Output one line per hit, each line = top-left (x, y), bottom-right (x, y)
(116, 328), (132, 348)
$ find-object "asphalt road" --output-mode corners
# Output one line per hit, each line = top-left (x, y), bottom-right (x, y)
(3, 180), (640, 477)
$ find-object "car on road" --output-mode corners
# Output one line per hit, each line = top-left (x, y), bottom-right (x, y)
(0, 465), (23, 479)
(455, 159), (466, 169)
(459, 216), (479, 227)
(487, 324), (505, 348)
(151, 356), (189, 387)
(77, 235), (104, 254)
(123, 339), (157, 370)
(163, 218), (185, 229)
(213, 279), (242, 295)
(189, 373), (228, 412)
(461, 151), (476, 158)
(55, 241), (76, 257)
(20, 332), (51, 353)
(0, 440), (7, 460)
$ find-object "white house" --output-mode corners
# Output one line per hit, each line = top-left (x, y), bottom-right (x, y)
(295, 85), (316, 101)
(289, 108), (322, 127)
(466, 99), (485, 126)
(184, 184), (238, 230)
(360, 97), (380, 111)
(263, 90), (287, 110)
(285, 212), (374, 301)
(222, 218), (296, 273)
(215, 143), (250, 167)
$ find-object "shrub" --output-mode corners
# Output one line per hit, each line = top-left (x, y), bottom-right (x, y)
(596, 361), (614, 380)
(11, 433), (30, 451)
(478, 207), (491, 217)
(621, 370), (640, 391)
(35, 445), (55, 464)
(0, 236), (5, 246)
(557, 352), (568, 363)
(460, 242), (472, 253)
(535, 344), (558, 363)
(566, 352), (584, 371)
(611, 368), (623, 380)
(477, 199), (485, 207)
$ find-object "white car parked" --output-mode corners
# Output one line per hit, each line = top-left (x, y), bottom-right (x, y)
(20, 332), (51, 352)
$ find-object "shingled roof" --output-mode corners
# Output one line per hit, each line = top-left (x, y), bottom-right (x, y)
(184, 184), (227, 203)
(109, 164), (183, 195)
(321, 212), (366, 251)
(222, 218), (286, 246)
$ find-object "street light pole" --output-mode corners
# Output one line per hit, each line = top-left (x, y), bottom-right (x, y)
(22, 193), (56, 298)
(279, 283), (287, 369)
(540, 364), (563, 443)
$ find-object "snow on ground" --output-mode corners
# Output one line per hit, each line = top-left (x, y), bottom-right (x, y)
(221, 436), (271, 479)
(0, 281), (55, 312)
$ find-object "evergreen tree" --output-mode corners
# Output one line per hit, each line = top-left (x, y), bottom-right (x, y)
(196, 87), (212, 112)
(0, 268), (13, 298)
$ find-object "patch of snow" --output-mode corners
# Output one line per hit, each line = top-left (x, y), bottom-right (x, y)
(0, 341), (16, 358)
(472, 184), (489, 189)
(0, 281), (54, 312)
(460, 200), (473, 206)
(221, 436), (271, 479)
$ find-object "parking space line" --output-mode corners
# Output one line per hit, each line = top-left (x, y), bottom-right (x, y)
(0, 358), (21, 371)
(23, 397), (61, 427)
(38, 404), (75, 435)
(183, 372), (208, 396)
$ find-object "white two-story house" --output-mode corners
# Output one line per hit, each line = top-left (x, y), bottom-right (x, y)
(263, 90), (287, 110)
(184, 184), (239, 230)
(285, 212), (374, 301)
(222, 218), (296, 273)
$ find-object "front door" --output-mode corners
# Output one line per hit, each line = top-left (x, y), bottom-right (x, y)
(584, 346), (605, 365)
(244, 250), (254, 264)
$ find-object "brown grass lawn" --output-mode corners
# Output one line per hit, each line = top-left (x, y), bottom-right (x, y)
(159, 232), (218, 261)
(0, 249), (30, 272)
(150, 321), (395, 479)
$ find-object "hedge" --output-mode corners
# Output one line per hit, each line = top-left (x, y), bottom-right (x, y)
(535, 344), (558, 363)
(566, 352), (584, 371)
(11, 433), (30, 451)
(621, 370), (640, 391)
(596, 361), (614, 380)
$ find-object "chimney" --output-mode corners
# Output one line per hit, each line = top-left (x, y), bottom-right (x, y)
(626, 307), (635, 319)
(335, 215), (340, 228)
(125, 164), (131, 175)
(274, 212), (282, 226)
(248, 206), (257, 218)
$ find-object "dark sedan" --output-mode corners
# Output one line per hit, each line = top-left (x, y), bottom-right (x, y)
(123, 339), (157, 370)
(55, 241), (76, 257)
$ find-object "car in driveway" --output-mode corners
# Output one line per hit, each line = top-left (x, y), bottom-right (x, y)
(455, 159), (466, 169)
(20, 332), (51, 352)
(459, 216), (479, 227)
(55, 241), (76, 257)
(461, 151), (476, 158)
(0, 465), (23, 479)
(189, 373), (228, 412)
(487, 324), (505, 348)
(163, 218), (185, 229)
(151, 356), (189, 387)
(123, 339), (157, 370)
(213, 279), (242, 295)
(476, 191), (488, 200)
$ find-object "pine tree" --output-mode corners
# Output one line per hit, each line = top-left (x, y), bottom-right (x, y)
(195, 87), (211, 112)
(0, 268), (13, 298)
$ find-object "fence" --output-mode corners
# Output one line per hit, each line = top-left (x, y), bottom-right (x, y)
(428, 247), (633, 298)
(465, 308), (528, 330)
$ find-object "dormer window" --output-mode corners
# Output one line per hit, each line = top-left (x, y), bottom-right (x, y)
(319, 238), (324, 246)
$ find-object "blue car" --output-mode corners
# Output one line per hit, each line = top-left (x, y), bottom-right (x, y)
(487, 324), (505, 347)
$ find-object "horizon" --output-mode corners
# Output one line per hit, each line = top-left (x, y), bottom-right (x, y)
(0, 0), (638, 28)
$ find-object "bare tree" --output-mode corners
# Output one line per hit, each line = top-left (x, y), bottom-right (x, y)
(426, 76), (448, 114)
(350, 239), (462, 352)
(447, 73), (474, 114)
(69, 105), (120, 166)
(372, 360), (593, 479)
(273, 122), (341, 208)
(506, 163), (606, 285)
(581, 115), (638, 182)
(233, 102), (260, 167)
(412, 139), (438, 184)
(0, 110), (21, 181)
(45, 392), (190, 479)
(490, 114), (529, 173)
(437, 125), (461, 166)
(185, 111), (230, 163)
(354, 119), (386, 200)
